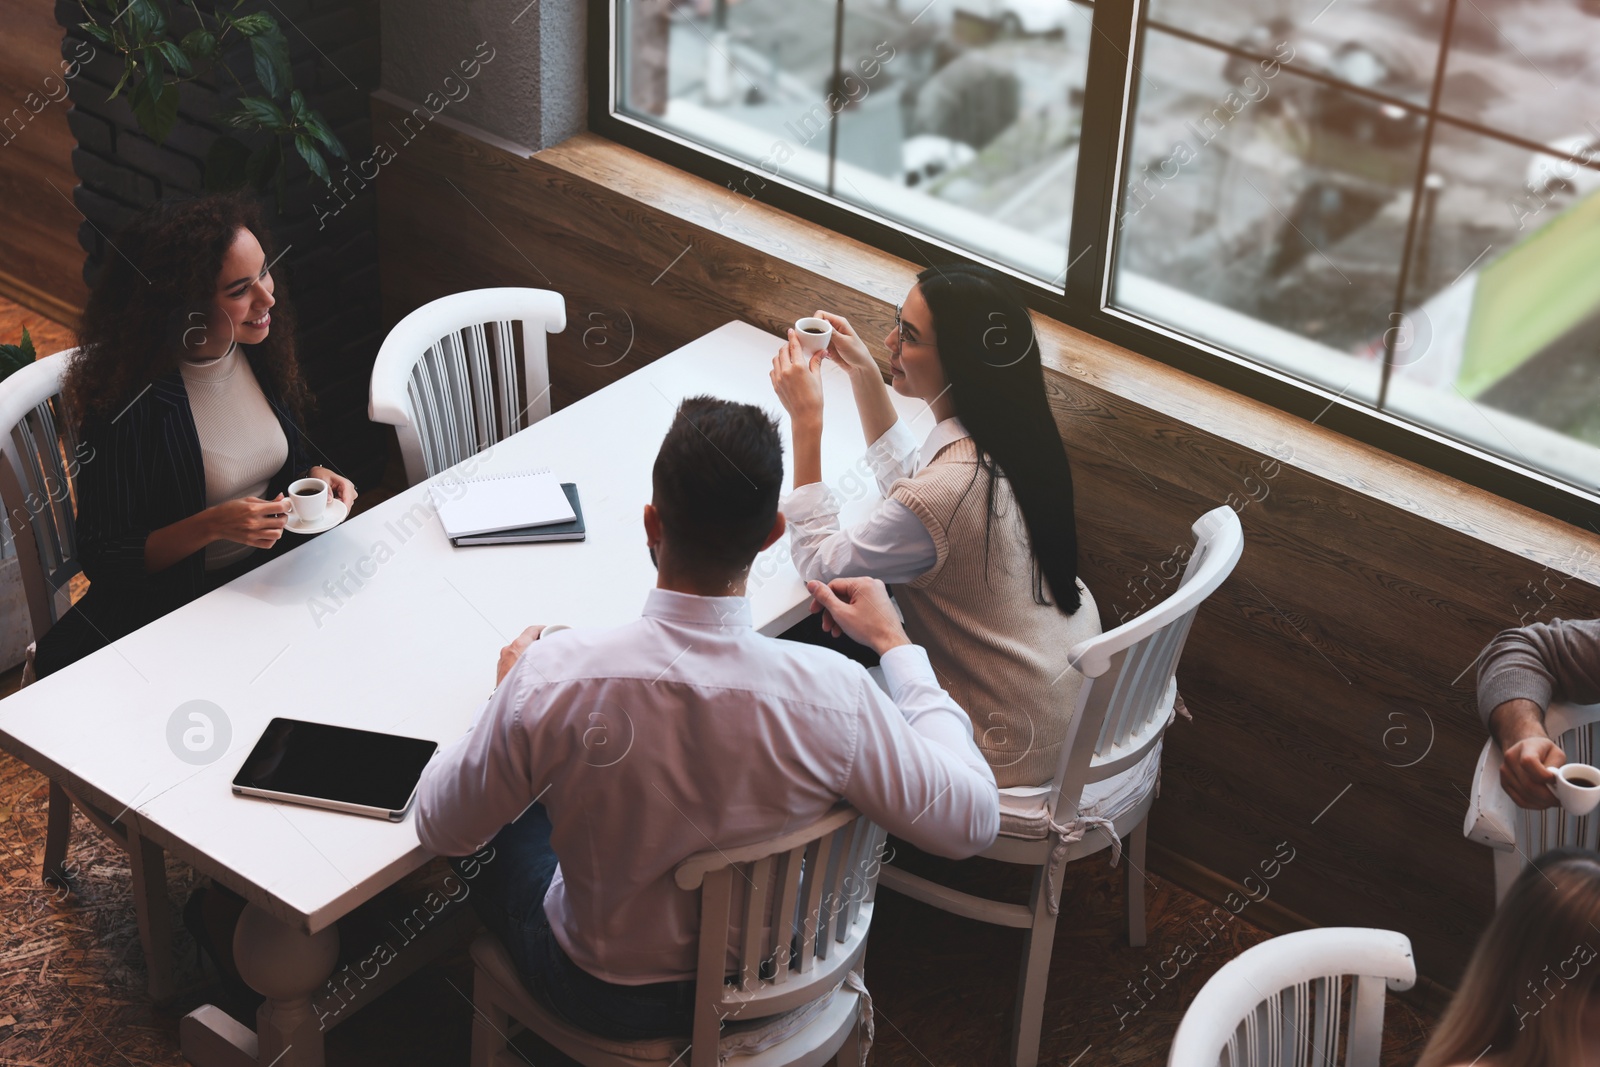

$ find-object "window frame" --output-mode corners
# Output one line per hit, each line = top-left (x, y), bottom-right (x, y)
(587, 0), (1600, 531)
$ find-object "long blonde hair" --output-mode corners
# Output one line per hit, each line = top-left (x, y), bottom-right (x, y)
(1419, 849), (1600, 1067)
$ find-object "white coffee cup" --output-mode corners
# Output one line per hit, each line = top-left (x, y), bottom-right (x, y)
(539, 623), (571, 639)
(794, 316), (833, 355)
(1550, 762), (1600, 815)
(284, 477), (329, 525)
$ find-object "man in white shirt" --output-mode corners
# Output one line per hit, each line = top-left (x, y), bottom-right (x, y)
(414, 395), (1000, 1040)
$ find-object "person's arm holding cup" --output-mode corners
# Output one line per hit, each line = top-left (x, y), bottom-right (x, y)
(771, 328), (826, 490)
(1478, 618), (1600, 809)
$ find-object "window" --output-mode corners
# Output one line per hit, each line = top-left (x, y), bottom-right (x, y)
(598, 0), (1600, 525)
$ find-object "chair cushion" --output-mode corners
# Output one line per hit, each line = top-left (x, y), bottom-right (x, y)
(996, 739), (1163, 840)
(470, 932), (845, 1064)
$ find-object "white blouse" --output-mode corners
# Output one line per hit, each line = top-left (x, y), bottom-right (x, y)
(783, 416), (971, 585)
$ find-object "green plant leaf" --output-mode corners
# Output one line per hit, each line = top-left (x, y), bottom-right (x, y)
(229, 12), (274, 35)
(155, 41), (191, 76)
(294, 132), (332, 185)
(131, 76), (180, 143)
(127, 0), (166, 40)
(108, 58), (133, 100)
(302, 110), (348, 160)
(289, 88), (310, 122)
(204, 135), (252, 191)
(249, 30), (291, 99)
(79, 21), (114, 44)
(0, 327), (36, 384)
(179, 28), (217, 63)
(226, 95), (287, 129)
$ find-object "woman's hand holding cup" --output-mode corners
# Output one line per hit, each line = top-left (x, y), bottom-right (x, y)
(206, 496), (289, 548)
(770, 329), (826, 430)
(809, 310), (877, 380)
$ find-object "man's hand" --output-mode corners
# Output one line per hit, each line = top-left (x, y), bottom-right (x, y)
(1500, 736), (1566, 809)
(496, 625), (546, 687)
(1490, 697), (1565, 809)
(806, 578), (910, 657)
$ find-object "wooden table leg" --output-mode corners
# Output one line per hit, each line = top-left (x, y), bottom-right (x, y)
(179, 903), (339, 1067)
(124, 821), (175, 1004)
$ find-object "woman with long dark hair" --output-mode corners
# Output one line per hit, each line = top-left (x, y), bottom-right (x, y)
(33, 193), (356, 678)
(771, 262), (1099, 787)
(1418, 848), (1600, 1067)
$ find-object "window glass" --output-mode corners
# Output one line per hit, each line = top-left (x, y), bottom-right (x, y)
(1112, 26), (1421, 404)
(616, 0), (1093, 284)
(1109, 2), (1600, 495)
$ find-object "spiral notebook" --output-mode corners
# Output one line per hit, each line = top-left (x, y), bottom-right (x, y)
(429, 468), (577, 539)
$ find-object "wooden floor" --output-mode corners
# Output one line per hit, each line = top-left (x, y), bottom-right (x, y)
(0, 295), (1439, 1064)
(0, 299), (75, 358)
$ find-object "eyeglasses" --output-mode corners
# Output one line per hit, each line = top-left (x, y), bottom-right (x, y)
(894, 305), (936, 349)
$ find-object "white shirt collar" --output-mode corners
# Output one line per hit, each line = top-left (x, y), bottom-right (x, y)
(917, 417), (971, 471)
(642, 587), (753, 629)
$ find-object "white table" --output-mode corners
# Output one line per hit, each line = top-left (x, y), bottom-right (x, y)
(0, 322), (927, 1067)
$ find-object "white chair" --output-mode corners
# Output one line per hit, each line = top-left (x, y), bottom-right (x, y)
(0, 348), (175, 1003)
(879, 505), (1245, 1067)
(1464, 700), (1600, 902)
(469, 807), (886, 1067)
(1167, 928), (1416, 1067)
(369, 288), (567, 484)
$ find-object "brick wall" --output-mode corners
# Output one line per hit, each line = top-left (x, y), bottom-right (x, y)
(54, 0), (387, 487)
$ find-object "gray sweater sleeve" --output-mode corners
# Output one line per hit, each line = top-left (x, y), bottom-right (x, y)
(1477, 619), (1600, 727)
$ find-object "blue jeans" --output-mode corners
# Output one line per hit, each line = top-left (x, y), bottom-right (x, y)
(451, 804), (697, 1041)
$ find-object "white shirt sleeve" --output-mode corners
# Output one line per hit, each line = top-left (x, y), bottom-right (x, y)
(414, 666), (544, 857)
(864, 419), (920, 497)
(839, 644), (998, 858)
(783, 481), (938, 585)
(781, 418), (936, 584)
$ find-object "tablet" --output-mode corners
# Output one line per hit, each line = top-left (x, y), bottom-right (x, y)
(232, 717), (439, 821)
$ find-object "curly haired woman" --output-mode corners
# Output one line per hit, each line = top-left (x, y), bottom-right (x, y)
(33, 193), (357, 678)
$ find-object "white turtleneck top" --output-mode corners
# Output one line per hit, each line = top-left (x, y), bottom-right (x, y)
(178, 345), (289, 571)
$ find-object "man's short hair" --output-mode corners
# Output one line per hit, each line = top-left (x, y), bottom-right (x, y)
(651, 395), (784, 574)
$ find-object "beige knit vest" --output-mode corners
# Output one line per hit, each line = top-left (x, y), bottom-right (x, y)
(890, 438), (1101, 788)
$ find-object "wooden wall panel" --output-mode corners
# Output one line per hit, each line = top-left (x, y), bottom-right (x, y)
(373, 97), (1600, 987)
(0, 1), (87, 320)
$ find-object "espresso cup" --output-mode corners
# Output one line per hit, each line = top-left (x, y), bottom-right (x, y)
(1550, 762), (1600, 815)
(794, 316), (833, 356)
(284, 477), (329, 525)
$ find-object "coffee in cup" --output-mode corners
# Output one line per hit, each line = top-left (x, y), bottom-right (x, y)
(794, 316), (833, 356)
(1550, 762), (1600, 815)
(284, 477), (329, 525)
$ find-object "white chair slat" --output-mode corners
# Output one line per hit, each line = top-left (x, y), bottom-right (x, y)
(463, 322), (494, 452)
(796, 835), (833, 972)
(768, 848), (801, 987)
(739, 855), (773, 992)
(440, 330), (473, 465)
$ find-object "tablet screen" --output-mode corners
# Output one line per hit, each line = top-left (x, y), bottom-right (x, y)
(233, 718), (439, 812)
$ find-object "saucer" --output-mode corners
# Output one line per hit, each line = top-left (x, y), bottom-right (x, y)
(284, 497), (349, 535)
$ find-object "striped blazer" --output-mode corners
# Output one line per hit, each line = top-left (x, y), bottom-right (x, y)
(34, 355), (315, 676)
